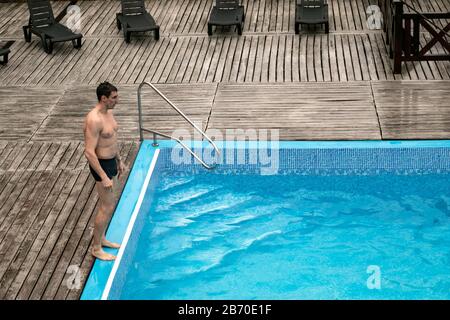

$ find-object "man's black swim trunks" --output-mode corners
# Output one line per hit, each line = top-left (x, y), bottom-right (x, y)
(89, 158), (118, 182)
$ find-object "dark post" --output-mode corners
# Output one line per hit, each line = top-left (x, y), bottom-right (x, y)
(393, 0), (404, 74)
(413, 15), (420, 56)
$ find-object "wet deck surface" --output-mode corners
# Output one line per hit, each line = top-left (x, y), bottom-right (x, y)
(0, 0), (449, 299)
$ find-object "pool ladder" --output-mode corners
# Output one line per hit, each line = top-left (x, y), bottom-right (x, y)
(137, 82), (220, 170)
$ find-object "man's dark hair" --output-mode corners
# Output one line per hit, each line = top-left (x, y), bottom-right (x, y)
(96, 81), (118, 101)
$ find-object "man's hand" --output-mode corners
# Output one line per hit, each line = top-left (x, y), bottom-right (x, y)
(102, 176), (113, 191)
(118, 160), (127, 178)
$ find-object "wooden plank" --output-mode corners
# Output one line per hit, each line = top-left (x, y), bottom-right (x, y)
(166, 37), (191, 83)
(0, 42), (29, 84)
(0, 168), (62, 300)
(242, 0), (254, 32)
(165, 0), (188, 34)
(209, 82), (381, 140)
(152, 0), (173, 32)
(220, 37), (238, 81)
(299, 34), (307, 81)
(27, 142), (51, 170)
(114, 39), (147, 84)
(93, 39), (130, 85)
(45, 142), (71, 171)
(332, 0), (342, 31)
(268, 0), (277, 32)
(255, 0), (266, 33)
(373, 81), (450, 139)
(292, 35), (300, 82)
(78, 39), (112, 83)
(206, 37), (225, 83)
(59, 39), (101, 86)
(179, 0), (201, 34)
(335, 35), (347, 81)
(0, 171), (14, 197)
(276, 35), (286, 82)
(134, 37), (166, 84)
(192, 0), (210, 34)
(368, 33), (385, 80)
(0, 170), (31, 223)
(12, 168), (82, 299)
(0, 143), (31, 172)
(190, 37), (210, 83)
(0, 169), (42, 247)
(120, 38), (154, 84)
(355, 34), (370, 81)
(247, 0), (259, 32)
(86, 38), (123, 84)
(260, 35), (271, 82)
(0, 42), (42, 86)
(9, 143), (90, 301)
(348, 34), (362, 81)
(15, 142), (44, 171)
(174, 37), (198, 83)
(172, 1), (199, 33)
(268, 35), (278, 82)
(198, 36), (218, 83)
(284, 35), (293, 82)
(236, 36), (251, 82)
(37, 44), (81, 86)
(0, 169), (60, 299)
(0, 142), (18, 170)
(275, 0), (283, 32)
(314, 35), (324, 82)
(244, 36), (259, 83)
(55, 142), (81, 170)
(87, 0), (117, 36)
(361, 34), (378, 80)
(98, 0), (121, 35)
(229, 36), (245, 82)
(339, 0), (350, 30)
(151, 38), (178, 82)
(83, 0), (108, 35)
(282, 0), (291, 32)
(182, 37), (204, 82)
(349, 0), (361, 30)
(213, 37), (232, 83)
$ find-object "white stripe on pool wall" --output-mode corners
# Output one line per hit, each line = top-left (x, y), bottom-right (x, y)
(102, 148), (160, 300)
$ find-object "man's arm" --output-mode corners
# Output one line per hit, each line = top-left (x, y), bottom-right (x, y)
(115, 140), (127, 178)
(84, 117), (111, 186)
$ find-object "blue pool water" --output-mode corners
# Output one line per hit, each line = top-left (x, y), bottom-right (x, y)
(81, 142), (450, 300)
(113, 154), (450, 299)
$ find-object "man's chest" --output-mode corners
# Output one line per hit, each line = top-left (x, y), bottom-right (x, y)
(99, 115), (118, 139)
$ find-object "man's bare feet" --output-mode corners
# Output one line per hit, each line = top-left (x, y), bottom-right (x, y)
(101, 238), (121, 249)
(92, 247), (116, 261)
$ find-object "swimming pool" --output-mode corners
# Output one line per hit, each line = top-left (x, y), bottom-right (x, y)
(81, 140), (450, 300)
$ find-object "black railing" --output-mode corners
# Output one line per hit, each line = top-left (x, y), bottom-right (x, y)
(380, 0), (450, 73)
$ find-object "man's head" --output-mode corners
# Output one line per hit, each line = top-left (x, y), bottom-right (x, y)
(96, 82), (118, 109)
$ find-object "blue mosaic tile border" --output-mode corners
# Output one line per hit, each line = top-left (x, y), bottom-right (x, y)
(157, 147), (450, 175)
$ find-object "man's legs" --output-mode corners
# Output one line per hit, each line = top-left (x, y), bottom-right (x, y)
(92, 179), (120, 260)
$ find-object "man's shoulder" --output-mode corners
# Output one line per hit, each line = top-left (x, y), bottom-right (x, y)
(85, 109), (102, 127)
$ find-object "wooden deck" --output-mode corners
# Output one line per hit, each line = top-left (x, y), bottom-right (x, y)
(0, 0), (449, 300)
(0, 0), (449, 85)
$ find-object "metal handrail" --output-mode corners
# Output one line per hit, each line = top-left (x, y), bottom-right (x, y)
(137, 82), (220, 170)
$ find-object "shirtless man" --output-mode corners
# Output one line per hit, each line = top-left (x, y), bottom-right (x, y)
(84, 82), (126, 261)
